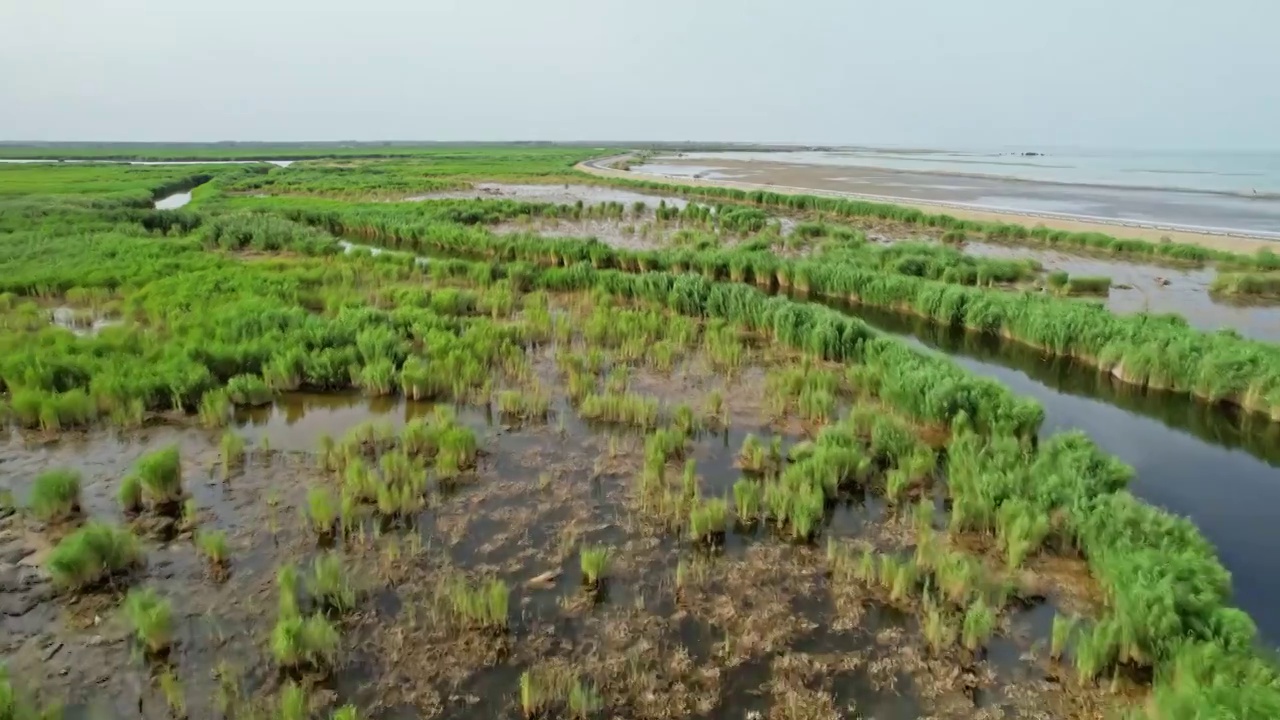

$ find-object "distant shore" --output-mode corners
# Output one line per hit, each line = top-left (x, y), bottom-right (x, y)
(579, 155), (1280, 256)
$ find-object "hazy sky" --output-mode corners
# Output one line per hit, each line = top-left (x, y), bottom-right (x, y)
(2, 0), (1276, 149)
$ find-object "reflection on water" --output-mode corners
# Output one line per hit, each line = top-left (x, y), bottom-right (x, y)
(232, 393), (487, 452)
(827, 298), (1280, 645)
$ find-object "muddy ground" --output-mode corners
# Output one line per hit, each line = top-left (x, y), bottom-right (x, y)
(1, 299), (1133, 720)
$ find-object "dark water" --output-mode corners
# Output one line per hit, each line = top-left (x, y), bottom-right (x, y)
(825, 299), (1280, 646)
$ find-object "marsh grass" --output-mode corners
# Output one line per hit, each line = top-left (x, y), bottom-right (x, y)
(279, 682), (308, 720)
(118, 473), (143, 514)
(1051, 614), (1078, 660)
(961, 597), (996, 652)
(311, 552), (356, 613)
(46, 521), (141, 590)
(307, 487), (339, 539)
(124, 587), (173, 656)
(732, 479), (762, 522)
(271, 613), (340, 670)
(195, 528), (230, 571)
(1062, 275), (1112, 296)
(579, 545), (611, 588)
(578, 391), (660, 428)
(688, 498), (728, 544)
(518, 666), (601, 720)
(496, 388), (552, 420)
(28, 468), (81, 522)
(441, 576), (510, 631)
(134, 446), (183, 513)
(220, 431), (246, 479)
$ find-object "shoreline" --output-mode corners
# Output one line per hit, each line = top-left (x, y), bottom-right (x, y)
(665, 152), (1280, 201)
(578, 156), (1280, 256)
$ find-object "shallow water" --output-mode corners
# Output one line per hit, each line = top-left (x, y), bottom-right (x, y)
(152, 191), (192, 210)
(2, 359), (1095, 719)
(405, 182), (695, 208)
(958, 240), (1280, 340)
(828, 299), (1280, 646)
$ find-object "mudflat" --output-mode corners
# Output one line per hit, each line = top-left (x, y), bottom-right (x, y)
(583, 157), (1280, 255)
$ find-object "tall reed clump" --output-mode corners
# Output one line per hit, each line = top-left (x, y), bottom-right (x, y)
(688, 498), (728, 544)
(307, 486), (339, 539)
(124, 587), (174, 656)
(732, 479), (762, 522)
(579, 545), (611, 589)
(310, 552), (356, 613)
(271, 612), (340, 671)
(134, 446), (183, 513)
(442, 576), (510, 632)
(46, 522), (142, 590)
(27, 468), (82, 522)
(220, 431), (245, 479)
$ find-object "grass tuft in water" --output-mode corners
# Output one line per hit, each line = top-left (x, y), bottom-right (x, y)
(579, 545), (611, 588)
(46, 521), (141, 590)
(311, 552), (356, 613)
(124, 587), (173, 656)
(134, 446), (183, 512)
(195, 529), (230, 569)
(28, 468), (82, 522)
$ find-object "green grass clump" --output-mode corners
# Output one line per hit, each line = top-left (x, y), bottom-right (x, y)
(688, 498), (728, 543)
(310, 552), (356, 613)
(1063, 275), (1111, 295)
(0, 665), (59, 720)
(271, 613), (340, 670)
(113, 474), (140, 516)
(443, 576), (510, 631)
(732, 479), (762, 521)
(46, 522), (141, 590)
(220, 431), (245, 478)
(278, 682), (308, 720)
(1051, 613), (1077, 660)
(123, 587), (174, 655)
(961, 597), (996, 651)
(307, 486), (338, 537)
(577, 392), (659, 428)
(28, 468), (82, 522)
(195, 529), (230, 569)
(134, 446), (182, 511)
(1045, 270), (1069, 289)
(579, 545), (611, 587)
(225, 373), (275, 406)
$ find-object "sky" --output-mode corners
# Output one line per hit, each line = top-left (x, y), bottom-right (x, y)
(2, 0), (1277, 150)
